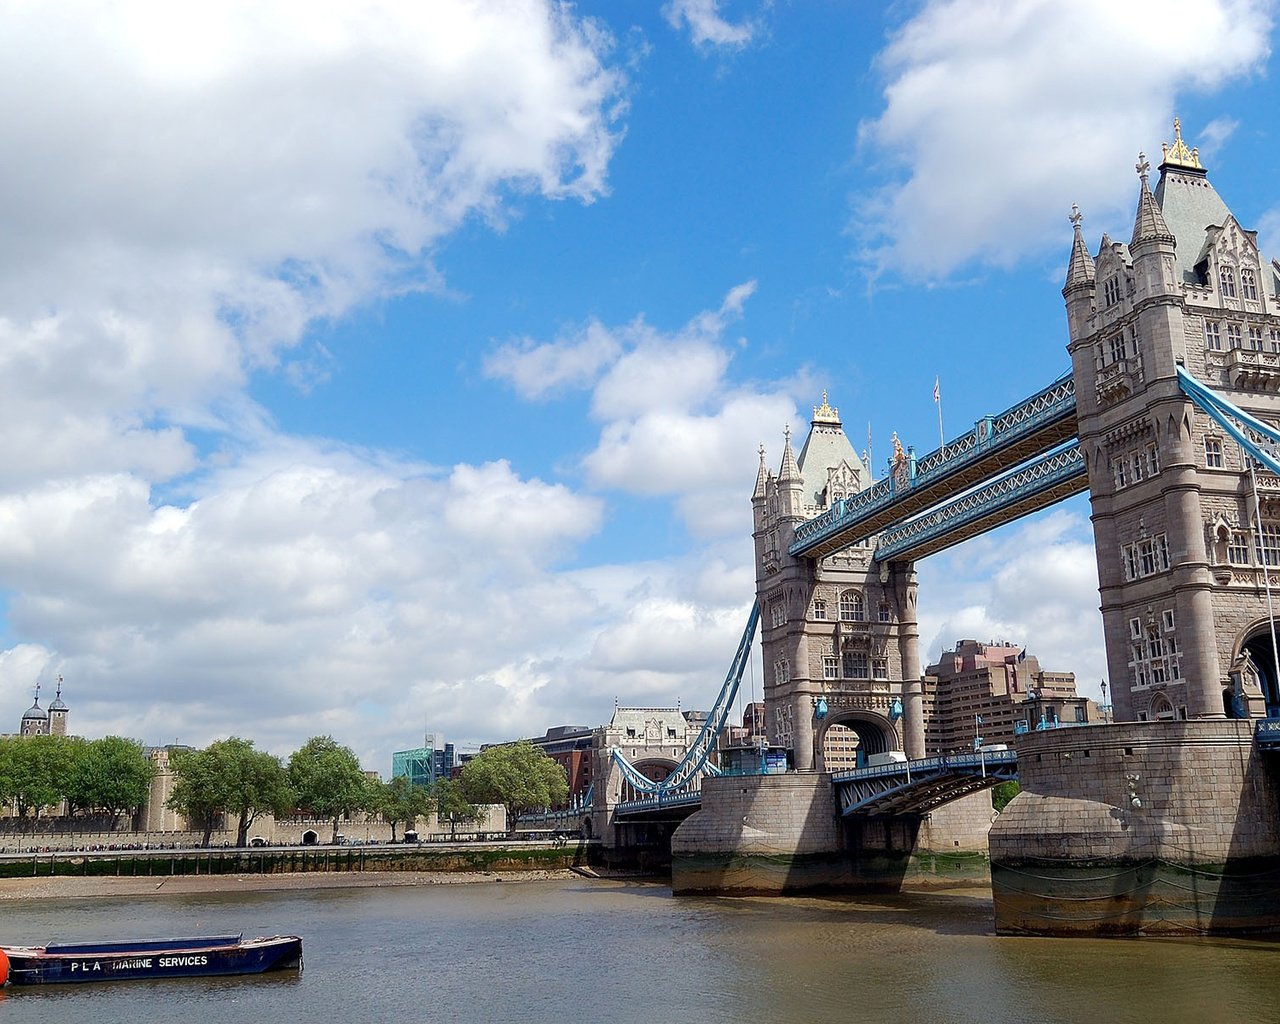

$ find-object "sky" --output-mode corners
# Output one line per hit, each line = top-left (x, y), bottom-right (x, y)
(1, 0), (1278, 774)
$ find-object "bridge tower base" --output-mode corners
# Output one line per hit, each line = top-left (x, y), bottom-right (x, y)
(991, 722), (1280, 936)
(670, 773), (993, 895)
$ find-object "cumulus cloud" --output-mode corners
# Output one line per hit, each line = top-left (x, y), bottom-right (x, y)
(857, 0), (1273, 280)
(663, 0), (762, 49)
(917, 504), (1107, 699)
(486, 281), (809, 539)
(0, 1), (637, 768)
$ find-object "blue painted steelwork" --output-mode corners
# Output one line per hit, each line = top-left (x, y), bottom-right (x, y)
(833, 749), (1018, 816)
(611, 603), (760, 803)
(790, 375), (1076, 557)
(1255, 718), (1280, 750)
(873, 443), (1087, 561)
(1176, 365), (1280, 473)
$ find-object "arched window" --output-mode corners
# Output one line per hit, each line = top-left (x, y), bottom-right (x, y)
(839, 590), (865, 621)
(1220, 265), (1237, 298)
(1243, 268), (1259, 301)
(877, 601), (892, 623)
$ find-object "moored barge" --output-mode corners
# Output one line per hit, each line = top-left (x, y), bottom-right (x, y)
(0, 933), (302, 985)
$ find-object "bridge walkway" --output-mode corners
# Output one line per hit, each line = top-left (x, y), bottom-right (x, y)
(790, 376), (1077, 560)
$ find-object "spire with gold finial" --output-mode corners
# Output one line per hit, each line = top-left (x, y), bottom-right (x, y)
(1159, 116), (1203, 171)
(811, 390), (841, 427)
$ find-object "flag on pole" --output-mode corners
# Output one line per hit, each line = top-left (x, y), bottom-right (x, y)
(933, 376), (940, 403)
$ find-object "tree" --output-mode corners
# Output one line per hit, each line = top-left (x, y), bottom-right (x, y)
(376, 775), (433, 842)
(991, 780), (1021, 813)
(460, 741), (567, 833)
(2, 735), (79, 819)
(168, 738), (293, 847)
(434, 778), (480, 838)
(167, 746), (228, 847)
(287, 735), (369, 843)
(67, 736), (154, 828)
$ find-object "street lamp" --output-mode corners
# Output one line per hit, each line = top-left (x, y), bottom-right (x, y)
(1100, 680), (1110, 724)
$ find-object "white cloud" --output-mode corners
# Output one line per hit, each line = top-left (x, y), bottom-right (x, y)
(0, 1), (637, 768)
(917, 504), (1108, 699)
(663, 0), (761, 49)
(857, 0), (1273, 280)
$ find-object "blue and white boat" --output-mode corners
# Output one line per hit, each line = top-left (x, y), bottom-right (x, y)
(0, 933), (302, 985)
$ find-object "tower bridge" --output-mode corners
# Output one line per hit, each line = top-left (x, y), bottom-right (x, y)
(594, 122), (1280, 932)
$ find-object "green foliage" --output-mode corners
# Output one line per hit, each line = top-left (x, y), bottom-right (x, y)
(991, 780), (1021, 813)
(434, 778), (480, 837)
(288, 735), (369, 841)
(0, 735), (81, 818)
(67, 736), (154, 826)
(169, 737), (293, 847)
(375, 775), (433, 841)
(460, 741), (568, 831)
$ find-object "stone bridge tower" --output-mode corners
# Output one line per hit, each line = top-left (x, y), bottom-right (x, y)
(1065, 121), (1280, 723)
(752, 395), (925, 770)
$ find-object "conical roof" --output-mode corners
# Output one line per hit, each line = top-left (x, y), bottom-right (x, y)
(1063, 205), (1095, 294)
(1131, 153), (1174, 248)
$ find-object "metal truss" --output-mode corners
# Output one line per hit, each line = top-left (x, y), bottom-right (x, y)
(873, 444), (1088, 562)
(791, 375), (1078, 559)
(611, 602), (760, 804)
(833, 750), (1018, 816)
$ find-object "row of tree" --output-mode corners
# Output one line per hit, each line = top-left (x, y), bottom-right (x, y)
(167, 735), (570, 846)
(0, 735), (154, 823)
(0, 732), (570, 848)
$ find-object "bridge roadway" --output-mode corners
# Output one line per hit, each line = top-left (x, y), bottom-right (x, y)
(613, 749), (1019, 822)
(791, 375), (1079, 561)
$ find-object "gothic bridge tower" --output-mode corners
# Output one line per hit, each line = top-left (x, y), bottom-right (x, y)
(1066, 121), (1280, 723)
(752, 395), (924, 771)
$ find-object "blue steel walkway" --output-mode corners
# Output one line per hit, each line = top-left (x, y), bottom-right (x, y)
(832, 749), (1018, 816)
(791, 376), (1078, 560)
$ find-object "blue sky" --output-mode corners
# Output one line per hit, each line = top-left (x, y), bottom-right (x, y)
(0, 0), (1277, 773)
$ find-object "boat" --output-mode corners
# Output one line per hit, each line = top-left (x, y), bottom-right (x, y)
(0, 933), (302, 985)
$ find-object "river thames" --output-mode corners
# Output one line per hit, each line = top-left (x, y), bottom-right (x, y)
(1, 877), (1277, 1023)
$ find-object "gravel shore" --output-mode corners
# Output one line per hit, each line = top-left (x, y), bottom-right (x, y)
(0, 868), (598, 901)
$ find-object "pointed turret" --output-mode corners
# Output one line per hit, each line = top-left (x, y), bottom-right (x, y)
(1063, 204), (1096, 296)
(752, 445), (768, 501)
(1063, 205), (1098, 346)
(1131, 152), (1174, 250)
(777, 425), (805, 519)
(778, 426), (800, 482)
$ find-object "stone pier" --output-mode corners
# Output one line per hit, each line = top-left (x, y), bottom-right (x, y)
(990, 721), (1280, 935)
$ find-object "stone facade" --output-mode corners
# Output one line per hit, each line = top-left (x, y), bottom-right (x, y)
(1065, 121), (1280, 723)
(752, 396), (925, 771)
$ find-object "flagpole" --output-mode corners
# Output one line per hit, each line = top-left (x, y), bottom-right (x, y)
(934, 376), (945, 449)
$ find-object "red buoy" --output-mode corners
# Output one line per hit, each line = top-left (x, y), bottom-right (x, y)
(0, 947), (9, 986)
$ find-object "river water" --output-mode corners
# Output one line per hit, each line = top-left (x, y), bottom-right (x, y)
(1, 878), (1277, 1024)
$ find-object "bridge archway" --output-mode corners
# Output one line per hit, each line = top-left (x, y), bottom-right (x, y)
(1239, 622), (1280, 717)
(816, 711), (899, 772)
(617, 757), (679, 804)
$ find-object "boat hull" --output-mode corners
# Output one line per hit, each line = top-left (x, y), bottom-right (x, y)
(2, 935), (302, 985)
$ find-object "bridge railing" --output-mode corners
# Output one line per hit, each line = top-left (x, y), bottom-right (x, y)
(831, 748), (1018, 784)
